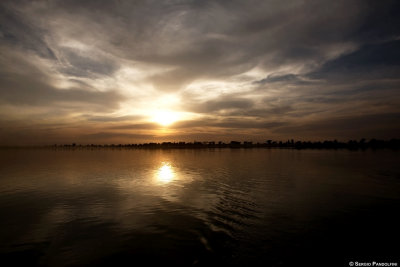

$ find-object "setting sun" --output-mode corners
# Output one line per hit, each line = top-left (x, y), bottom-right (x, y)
(152, 110), (180, 126)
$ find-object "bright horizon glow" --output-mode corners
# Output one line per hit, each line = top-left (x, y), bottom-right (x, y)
(152, 110), (181, 126)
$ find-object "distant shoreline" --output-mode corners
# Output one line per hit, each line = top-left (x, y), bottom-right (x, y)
(1, 139), (399, 150)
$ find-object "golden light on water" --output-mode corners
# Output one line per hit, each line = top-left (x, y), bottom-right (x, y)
(156, 162), (175, 183)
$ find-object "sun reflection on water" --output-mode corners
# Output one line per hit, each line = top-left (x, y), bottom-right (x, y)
(156, 162), (175, 183)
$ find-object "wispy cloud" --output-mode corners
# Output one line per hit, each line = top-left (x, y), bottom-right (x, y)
(0, 0), (399, 144)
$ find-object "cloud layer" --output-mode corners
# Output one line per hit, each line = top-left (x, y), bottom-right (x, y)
(1, 0), (399, 144)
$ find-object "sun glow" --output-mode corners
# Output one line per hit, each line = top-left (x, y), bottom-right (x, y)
(152, 110), (180, 126)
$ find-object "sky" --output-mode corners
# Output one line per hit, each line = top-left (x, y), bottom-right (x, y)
(0, 0), (399, 145)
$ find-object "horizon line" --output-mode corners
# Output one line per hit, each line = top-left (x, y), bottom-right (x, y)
(1, 138), (399, 149)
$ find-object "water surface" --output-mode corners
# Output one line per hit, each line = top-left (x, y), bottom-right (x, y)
(0, 148), (399, 266)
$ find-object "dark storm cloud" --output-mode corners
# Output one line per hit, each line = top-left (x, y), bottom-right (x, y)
(256, 74), (301, 84)
(170, 111), (400, 140)
(228, 106), (295, 118)
(83, 115), (146, 123)
(110, 123), (159, 130)
(0, 3), (56, 60)
(2, 0), (399, 84)
(3, 0), (400, 82)
(80, 132), (154, 141)
(186, 97), (255, 113)
(308, 40), (400, 81)
(10, 0), (367, 87)
(0, 75), (122, 109)
(172, 118), (286, 130)
(271, 113), (400, 140)
(0, 51), (122, 110)
(57, 48), (119, 78)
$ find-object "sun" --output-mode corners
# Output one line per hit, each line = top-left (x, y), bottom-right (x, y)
(152, 110), (180, 126)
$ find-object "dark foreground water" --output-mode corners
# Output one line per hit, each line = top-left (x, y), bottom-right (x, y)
(0, 148), (399, 266)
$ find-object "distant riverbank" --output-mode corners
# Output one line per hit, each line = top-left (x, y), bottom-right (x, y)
(2, 138), (399, 150)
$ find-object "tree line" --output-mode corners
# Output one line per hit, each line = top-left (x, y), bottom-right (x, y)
(53, 138), (400, 150)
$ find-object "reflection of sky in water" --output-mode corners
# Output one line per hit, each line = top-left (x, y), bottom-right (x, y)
(1, 149), (399, 266)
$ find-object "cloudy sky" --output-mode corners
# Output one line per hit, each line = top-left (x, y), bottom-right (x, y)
(1, 0), (399, 145)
